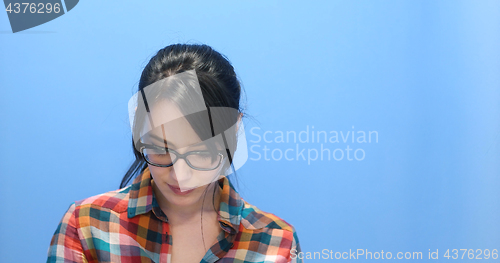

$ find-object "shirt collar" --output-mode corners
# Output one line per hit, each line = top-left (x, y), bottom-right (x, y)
(127, 167), (244, 234)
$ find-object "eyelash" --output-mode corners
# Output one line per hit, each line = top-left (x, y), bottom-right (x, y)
(150, 145), (212, 154)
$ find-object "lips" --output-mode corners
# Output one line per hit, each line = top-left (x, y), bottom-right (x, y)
(167, 184), (195, 195)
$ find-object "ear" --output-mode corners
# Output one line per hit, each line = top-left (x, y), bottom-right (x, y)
(235, 113), (243, 134)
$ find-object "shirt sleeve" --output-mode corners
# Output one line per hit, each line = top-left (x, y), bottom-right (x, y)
(46, 202), (87, 263)
(289, 226), (304, 263)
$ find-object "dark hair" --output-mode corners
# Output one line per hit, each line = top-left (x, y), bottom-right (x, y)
(120, 44), (245, 188)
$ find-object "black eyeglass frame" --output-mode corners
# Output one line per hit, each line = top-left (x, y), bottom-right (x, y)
(136, 141), (225, 171)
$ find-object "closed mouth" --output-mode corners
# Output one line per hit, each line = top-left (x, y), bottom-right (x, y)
(167, 183), (196, 194)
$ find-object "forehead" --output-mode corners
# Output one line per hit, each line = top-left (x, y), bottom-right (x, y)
(132, 70), (207, 136)
(142, 100), (202, 148)
(149, 99), (185, 124)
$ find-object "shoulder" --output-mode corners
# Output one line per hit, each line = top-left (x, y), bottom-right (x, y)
(71, 185), (132, 214)
(235, 199), (302, 258)
(239, 199), (296, 234)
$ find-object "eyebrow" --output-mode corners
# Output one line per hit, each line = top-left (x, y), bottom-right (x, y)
(148, 134), (207, 149)
(149, 134), (171, 147)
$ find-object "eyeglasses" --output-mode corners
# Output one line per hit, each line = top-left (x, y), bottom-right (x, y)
(136, 141), (225, 171)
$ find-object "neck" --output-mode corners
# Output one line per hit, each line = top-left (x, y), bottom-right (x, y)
(154, 181), (222, 223)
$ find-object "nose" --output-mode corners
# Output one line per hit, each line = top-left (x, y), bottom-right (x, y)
(170, 158), (193, 187)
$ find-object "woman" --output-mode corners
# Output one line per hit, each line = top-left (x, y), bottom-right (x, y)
(47, 44), (302, 263)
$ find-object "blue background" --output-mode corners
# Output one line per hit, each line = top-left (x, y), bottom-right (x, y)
(0, 0), (499, 262)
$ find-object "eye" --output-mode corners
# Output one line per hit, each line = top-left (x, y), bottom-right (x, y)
(152, 150), (168, 156)
(186, 151), (222, 169)
(197, 153), (213, 159)
(144, 144), (170, 155)
(142, 146), (175, 166)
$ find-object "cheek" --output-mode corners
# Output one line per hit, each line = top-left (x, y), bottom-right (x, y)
(192, 171), (221, 186)
(148, 165), (172, 181)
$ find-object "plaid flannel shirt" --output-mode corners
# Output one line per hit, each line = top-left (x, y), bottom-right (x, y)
(47, 168), (302, 262)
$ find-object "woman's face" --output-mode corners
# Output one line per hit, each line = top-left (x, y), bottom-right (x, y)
(141, 100), (226, 208)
